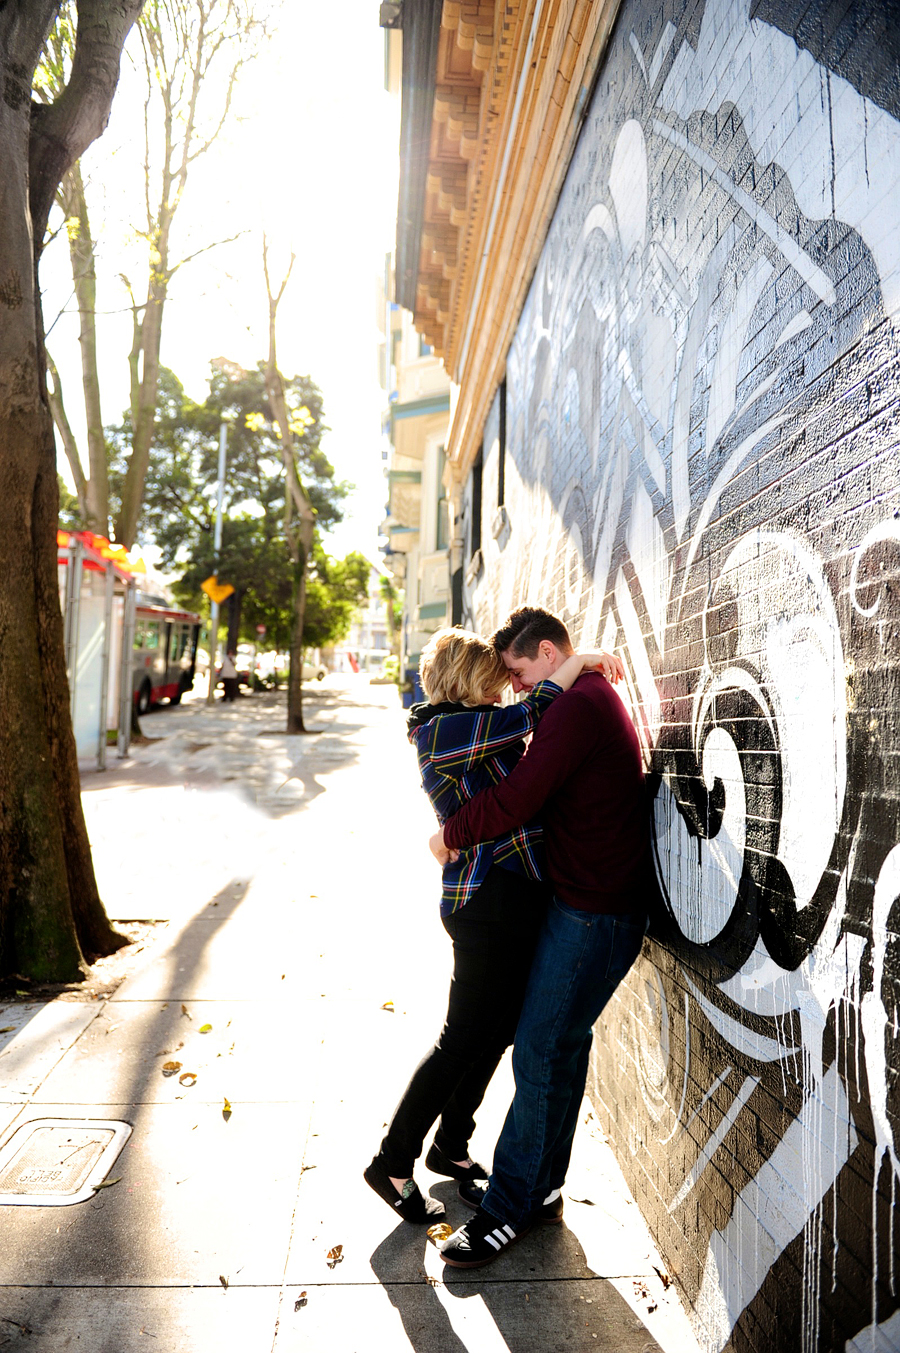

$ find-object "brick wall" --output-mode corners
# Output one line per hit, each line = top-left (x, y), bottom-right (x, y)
(459, 1), (900, 1348)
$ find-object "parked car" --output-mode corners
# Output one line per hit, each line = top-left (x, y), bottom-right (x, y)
(302, 660), (327, 682)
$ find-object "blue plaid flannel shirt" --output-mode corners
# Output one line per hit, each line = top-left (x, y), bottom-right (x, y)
(408, 679), (563, 915)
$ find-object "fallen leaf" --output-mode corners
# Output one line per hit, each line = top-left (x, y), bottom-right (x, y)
(179, 1073), (197, 1087)
(427, 1223), (453, 1245)
(425, 1274), (439, 1286)
(181, 1004), (192, 1019)
(294, 1293), (308, 1311)
(571, 1196), (595, 1205)
(222, 1097), (232, 1121)
(0, 1026), (14, 1034)
(161, 1061), (183, 1077)
(380, 1001), (394, 1012)
(326, 1244), (343, 1268)
(219, 1274), (229, 1290)
(653, 1265), (672, 1289)
(93, 1177), (121, 1191)
(198, 1023), (212, 1034)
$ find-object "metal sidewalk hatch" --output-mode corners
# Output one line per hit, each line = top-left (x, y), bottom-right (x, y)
(0, 1118), (132, 1206)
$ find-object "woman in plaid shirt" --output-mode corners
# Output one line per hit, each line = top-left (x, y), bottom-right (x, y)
(364, 627), (620, 1223)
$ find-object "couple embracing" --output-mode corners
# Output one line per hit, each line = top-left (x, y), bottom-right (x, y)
(364, 606), (652, 1268)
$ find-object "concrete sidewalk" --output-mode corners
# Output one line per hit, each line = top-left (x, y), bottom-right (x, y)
(0, 676), (701, 1353)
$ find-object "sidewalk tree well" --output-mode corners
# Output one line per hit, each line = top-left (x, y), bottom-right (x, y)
(0, 0), (143, 984)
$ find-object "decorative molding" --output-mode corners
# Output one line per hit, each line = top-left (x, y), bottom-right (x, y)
(490, 503), (509, 540)
(396, 0), (623, 481)
(465, 548), (483, 585)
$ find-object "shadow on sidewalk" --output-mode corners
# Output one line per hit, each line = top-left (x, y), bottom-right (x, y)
(368, 1184), (664, 1352)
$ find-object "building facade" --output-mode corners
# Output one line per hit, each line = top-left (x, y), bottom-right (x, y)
(378, 270), (453, 685)
(392, 1), (900, 1349)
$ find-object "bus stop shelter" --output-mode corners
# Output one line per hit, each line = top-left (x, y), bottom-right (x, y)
(57, 530), (142, 770)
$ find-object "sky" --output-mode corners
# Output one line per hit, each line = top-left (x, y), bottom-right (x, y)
(44, 0), (398, 567)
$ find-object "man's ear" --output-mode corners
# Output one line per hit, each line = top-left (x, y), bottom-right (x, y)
(539, 639), (555, 662)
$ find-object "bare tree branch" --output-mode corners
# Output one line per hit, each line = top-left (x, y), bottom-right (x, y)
(47, 353), (88, 518)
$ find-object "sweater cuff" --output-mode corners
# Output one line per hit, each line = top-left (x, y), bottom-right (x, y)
(443, 815), (464, 850)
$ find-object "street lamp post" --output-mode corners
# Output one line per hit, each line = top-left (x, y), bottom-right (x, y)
(206, 421), (228, 703)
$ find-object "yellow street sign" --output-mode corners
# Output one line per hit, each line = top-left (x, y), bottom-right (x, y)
(201, 575), (235, 604)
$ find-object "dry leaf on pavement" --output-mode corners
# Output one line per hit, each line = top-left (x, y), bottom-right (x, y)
(161, 1061), (182, 1077)
(326, 1245), (343, 1268)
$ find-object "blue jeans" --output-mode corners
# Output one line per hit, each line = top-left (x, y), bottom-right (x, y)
(482, 897), (646, 1230)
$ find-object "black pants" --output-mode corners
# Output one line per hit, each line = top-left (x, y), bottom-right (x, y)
(379, 865), (548, 1178)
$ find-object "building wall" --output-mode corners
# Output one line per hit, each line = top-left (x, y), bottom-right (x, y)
(461, 1), (900, 1348)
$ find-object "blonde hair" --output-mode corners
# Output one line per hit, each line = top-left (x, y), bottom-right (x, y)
(420, 628), (507, 706)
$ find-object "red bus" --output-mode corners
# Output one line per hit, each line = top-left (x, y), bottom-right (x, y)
(132, 598), (201, 713)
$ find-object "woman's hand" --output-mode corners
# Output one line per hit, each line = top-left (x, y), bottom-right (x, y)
(429, 827), (460, 865)
(579, 650), (624, 684)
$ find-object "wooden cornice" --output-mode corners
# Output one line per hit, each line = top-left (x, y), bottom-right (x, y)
(403, 0), (622, 480)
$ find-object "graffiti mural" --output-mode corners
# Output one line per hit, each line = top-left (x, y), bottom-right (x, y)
(463, 1), (900, 1348)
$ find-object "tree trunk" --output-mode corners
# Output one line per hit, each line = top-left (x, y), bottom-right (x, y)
(60, 161), (108, 536)
(226, 588), (243, 656)
(287, 556), (309, 734)
(262, 239), (318, 735)
(0, 0), (142, 982)
(47, 354), (89, 520)
(116, 256), (166, 548)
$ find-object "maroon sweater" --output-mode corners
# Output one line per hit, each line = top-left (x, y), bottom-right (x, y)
(442, 671), (650, 914)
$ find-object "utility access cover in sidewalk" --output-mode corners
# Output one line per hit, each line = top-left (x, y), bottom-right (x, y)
(0, 1118), (132, 1206)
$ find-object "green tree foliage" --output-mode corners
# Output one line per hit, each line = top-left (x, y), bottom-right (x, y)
(108, 362), (367, 649)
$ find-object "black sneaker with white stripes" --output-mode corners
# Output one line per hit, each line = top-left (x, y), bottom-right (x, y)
(440, 1209), (531, 1269)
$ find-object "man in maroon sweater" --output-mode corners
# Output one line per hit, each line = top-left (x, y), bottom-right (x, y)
(429, 607), (650, 1268)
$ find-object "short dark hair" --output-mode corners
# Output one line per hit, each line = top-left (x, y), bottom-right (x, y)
(491, 606), (573, 658)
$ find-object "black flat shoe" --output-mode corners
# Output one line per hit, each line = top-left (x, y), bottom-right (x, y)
(425, 1141), (488, 1183)
(364, 1154), (446, 1224)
